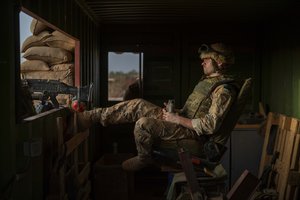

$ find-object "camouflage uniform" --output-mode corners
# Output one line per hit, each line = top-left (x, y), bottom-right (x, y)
(83, 74), (237, 160)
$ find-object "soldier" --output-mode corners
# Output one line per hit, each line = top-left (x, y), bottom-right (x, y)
(75, 42), (239, 171)
(123, 77), (142, 100)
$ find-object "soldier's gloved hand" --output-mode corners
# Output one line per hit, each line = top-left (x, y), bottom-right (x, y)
(162, 109), (180, 124)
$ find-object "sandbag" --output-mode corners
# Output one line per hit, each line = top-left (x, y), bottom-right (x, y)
(20, 69), (74, 86)
(44, 30), (76, 52)
(21, 60), (50, 72)
(23, 46), (73, 65)
(30, 19), (50, 35)
(56, 94), (72, 105)
(50, 63), (74, 71)
(21, 31), (51, 52)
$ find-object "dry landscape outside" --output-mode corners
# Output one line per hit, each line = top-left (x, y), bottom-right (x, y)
(108, 70), (139, 101)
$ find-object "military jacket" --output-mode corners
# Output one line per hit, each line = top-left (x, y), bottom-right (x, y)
(181, 74), (237, 136)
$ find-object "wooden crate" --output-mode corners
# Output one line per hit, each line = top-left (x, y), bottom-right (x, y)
(46, 114), (91, 200)
(93, 153), (134, 200)
(258, 112), (300, 200)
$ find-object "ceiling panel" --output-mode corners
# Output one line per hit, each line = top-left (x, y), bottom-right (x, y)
(78, 0), (298, 24)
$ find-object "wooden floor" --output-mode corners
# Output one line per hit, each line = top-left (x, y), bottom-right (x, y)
(133, 169), (169, 200)
(91, 165), (169, 200)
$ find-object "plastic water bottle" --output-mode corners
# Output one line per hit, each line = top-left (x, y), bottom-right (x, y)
(166, 99), (175, 113)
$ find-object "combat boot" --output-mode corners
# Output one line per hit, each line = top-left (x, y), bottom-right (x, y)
(121, 156), (153, 171)
(75, 112), (92, 131)
(66, 108), (102, 132)
(77, 108), (103, 131)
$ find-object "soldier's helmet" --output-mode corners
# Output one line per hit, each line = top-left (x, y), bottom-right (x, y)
(198, 43), (235, 66)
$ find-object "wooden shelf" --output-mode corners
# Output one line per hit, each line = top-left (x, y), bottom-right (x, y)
(234, 121), (265, 130)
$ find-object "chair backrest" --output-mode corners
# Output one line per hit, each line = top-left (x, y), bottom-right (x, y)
(213, 78), (252, 145)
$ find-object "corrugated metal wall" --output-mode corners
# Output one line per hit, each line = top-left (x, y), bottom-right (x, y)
(0, 1), (101, 199)
(1, 1), (17, 199)
(261, 22), (300, 119)
(101, 24), (261, 111)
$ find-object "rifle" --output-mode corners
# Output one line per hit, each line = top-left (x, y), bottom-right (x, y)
(22, 79), (93, 108)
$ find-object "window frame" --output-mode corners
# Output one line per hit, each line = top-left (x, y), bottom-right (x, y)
(17, 7), (81, 122)
(107, 51), (143, 102)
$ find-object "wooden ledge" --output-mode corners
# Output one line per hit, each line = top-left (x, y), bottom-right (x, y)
(22, 107), (67, 122)
(234, 121), (266, 130)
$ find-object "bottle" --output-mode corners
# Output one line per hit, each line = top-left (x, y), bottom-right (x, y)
(166, 99), (175, 113)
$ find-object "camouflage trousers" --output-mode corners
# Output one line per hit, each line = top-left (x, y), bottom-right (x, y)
(88, 99), (199, 159)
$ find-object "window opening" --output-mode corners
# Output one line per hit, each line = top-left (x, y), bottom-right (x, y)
(18, 10), (80, 120)
(108, 52), (143, 101)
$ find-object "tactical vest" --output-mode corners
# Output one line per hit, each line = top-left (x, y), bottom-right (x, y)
(182, 75), (235, 119)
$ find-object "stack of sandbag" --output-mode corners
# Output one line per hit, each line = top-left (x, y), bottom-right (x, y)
(21, 19), (76, 105)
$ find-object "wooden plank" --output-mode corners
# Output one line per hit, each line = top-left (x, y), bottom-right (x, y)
(268, 114), (285, 186)
(80, 180), (91, 200)
(56, 117), (64, 152)
(290, 134), (300, 170)
(293, 160), (300, 200)
(23, 107), (65, 122)
(234, 123), (264, 130)
(77, 162), (91, 186)
(275, 116), (288, 193)
(278, 118), (298, 200)
(73, 113), (79, 175)
(56, 117), (66, 198)
(258, 112), (279, 178)
(285, 125), (300, 199)
(273, 115), (286, 187)
(274, 115), (285, 151)
(65, 130), (89, 156)
(46, 116), (70, 199)
(226, 170), (259, 200)
(74, 112), (78, 133)
(74, 149), (79, 175)
(288, 170), (300, 186)
(83, 136), (89, 163)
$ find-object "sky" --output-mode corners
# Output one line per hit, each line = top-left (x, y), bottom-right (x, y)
(108, 52), (142, 73)
(20, 12), (32, 47)
(19, 12), (33, 62)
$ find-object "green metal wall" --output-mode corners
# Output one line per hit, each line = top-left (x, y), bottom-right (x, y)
(0, 1), (17, 199)
(1, 0), (100, 199)
(98, 24), (261, 154)
(261, 22), (300, 119)
(100, 24), (261, 112)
